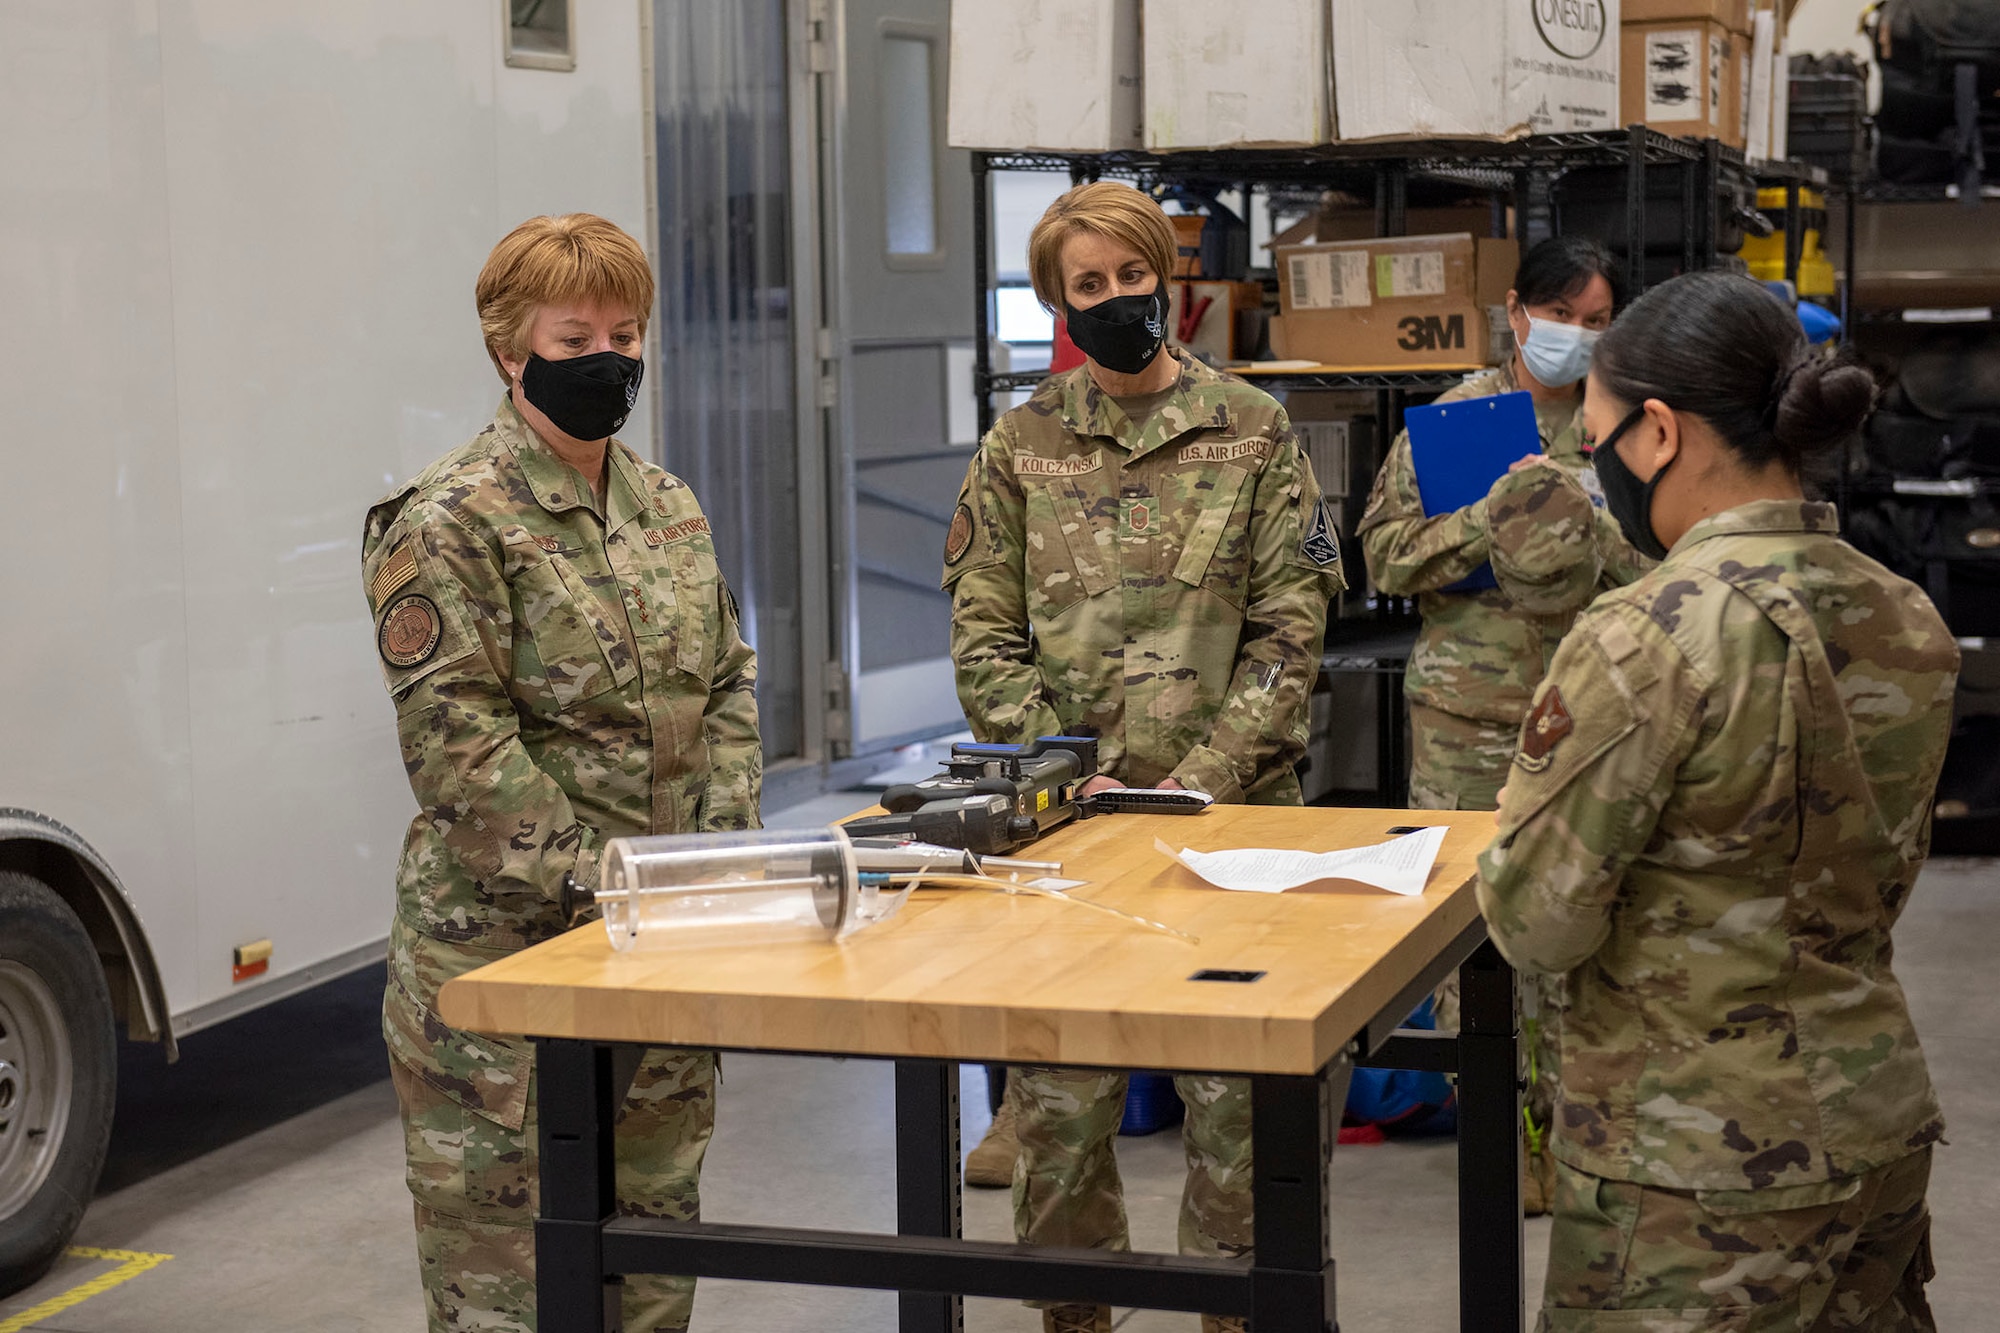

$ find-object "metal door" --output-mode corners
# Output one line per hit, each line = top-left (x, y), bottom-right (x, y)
(814, 0), (975, 754)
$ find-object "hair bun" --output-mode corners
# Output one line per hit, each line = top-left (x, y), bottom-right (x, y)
(1772, 357), (1877, 460)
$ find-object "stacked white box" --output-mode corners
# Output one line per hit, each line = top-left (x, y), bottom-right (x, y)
(1506, 0), (1621, 134)
(1143, 0), (1333, 148)
(1333, 0), (1620, 141)
(1333, 1), (1508, 139)
(946, 0), (1142, 151)
(1744, 8), (1775, 159)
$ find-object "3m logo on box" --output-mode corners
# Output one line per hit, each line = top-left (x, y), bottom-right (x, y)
(1397, 314), (1467, 353)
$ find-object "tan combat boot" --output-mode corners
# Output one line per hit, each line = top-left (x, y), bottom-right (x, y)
(1042, 1305), (1111, 1333)
(1201, 1317), (1248, 1333)
(964, 1096), (1019, 1189)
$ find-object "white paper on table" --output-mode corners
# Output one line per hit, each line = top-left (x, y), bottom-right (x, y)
(1156, 825), (1448, 897)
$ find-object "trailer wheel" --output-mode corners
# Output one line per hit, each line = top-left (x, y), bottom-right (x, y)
(0, 871), (116, 1297)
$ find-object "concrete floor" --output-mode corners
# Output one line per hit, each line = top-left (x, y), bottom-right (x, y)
(4, 849), (1995, 1331)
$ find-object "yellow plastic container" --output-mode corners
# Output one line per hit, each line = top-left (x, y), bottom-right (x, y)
(1742, 186), (1836, 299)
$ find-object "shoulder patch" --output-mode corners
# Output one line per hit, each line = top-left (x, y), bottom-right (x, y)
(369, 543), (419, 611)
(1516, 685), (1573, 771)
(1576, 465), (1606, 507)
(378, 593), (443, 669)
(945, 503), (974, 565)
(1301, 497), (1342, 568)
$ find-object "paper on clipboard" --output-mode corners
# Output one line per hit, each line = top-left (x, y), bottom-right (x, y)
(1157, 825), (1447, 897)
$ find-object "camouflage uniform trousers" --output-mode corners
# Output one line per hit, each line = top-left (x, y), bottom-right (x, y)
(1011, 1065), (1250, 1309)
(1405, 701), (1517, 813)
(1539, 1148), (1937, 1331)
(1407, 701), (1558, 1144)
(389, 1047), (715, 1332)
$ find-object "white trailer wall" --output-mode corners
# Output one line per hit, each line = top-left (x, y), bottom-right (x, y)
(0, 1), (653, 1031)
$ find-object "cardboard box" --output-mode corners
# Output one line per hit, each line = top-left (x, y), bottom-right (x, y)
(1623, 19), (1742, 145)
(1333, 1), (1505, 138)
(1623, 0), (1750, 31)
(1267, 200), (1509, 251)
(946, 0), (1141, 151)
(1171, 214), (1205, 277)
(1332, 0), (1620, 141)
(1270, 233), (1518, 369)
(1144, 0), (1332, 148)
(1506, 0), (1622, 134)
(1167, 280), (1264, 362)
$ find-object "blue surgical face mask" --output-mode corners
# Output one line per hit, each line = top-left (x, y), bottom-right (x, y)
(1518, 316), (1600, 388)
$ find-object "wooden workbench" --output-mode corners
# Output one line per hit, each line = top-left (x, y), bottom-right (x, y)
(441, 805), (1519, 1333)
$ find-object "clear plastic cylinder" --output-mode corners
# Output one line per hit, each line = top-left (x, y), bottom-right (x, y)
(597, 826), (858, 951)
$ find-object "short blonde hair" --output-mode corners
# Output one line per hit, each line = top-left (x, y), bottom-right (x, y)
(476, 214), (655, 384)
(1027, 181), (1176, 314)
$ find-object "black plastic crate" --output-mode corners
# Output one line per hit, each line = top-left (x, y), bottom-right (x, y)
(1792, 73), (1864, 112)
(1790, 75), (1867, 181)
(1791, 136), (1869, 182)
(1553, 161), (1758, 257)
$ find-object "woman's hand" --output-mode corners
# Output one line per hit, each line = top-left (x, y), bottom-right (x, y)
(1080, 774), (1123, 797)
(1506, 453), (1548, 474)
(1157, 777), (1186, 790)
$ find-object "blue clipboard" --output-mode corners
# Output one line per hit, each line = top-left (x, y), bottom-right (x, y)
(1404, 391), (1542, 594)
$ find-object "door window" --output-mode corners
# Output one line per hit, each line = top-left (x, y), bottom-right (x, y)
(881, 32), (940, 262)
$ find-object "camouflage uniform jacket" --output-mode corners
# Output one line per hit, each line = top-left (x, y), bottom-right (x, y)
(362, 398), (760, 1115)
(944, 351), (1343, 803)
(1477, 500), (1956, 1193)
(1358, 364), (1650, 726)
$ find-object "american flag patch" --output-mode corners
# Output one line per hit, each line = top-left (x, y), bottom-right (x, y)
(369, 544), (419, 610)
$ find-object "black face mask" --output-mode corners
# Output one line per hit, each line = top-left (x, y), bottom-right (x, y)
(1590, 404), (1673, 561)
(1064, 285), (1168, 376)
(520, 350), (644, 441)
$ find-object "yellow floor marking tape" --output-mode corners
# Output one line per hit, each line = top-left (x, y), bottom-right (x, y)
(0, 1247), (173, 1333)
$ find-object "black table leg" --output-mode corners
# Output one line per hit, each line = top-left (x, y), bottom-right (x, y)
(1375, 668), (1397, 809)
(1251, 1058), (1350, 1332)
(895, 1059), (963, 1333)
(1388, 673), (1410, 809)
(1456, 943), (1524, 1332)
(537, 1038), (632, 1333)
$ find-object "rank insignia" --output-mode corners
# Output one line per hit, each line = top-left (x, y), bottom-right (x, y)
(378, 593), (443, 669)
(1301, 497), (1341, 568)
(945, 503), (974, 565)
(1517, 685), (1573, 770)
